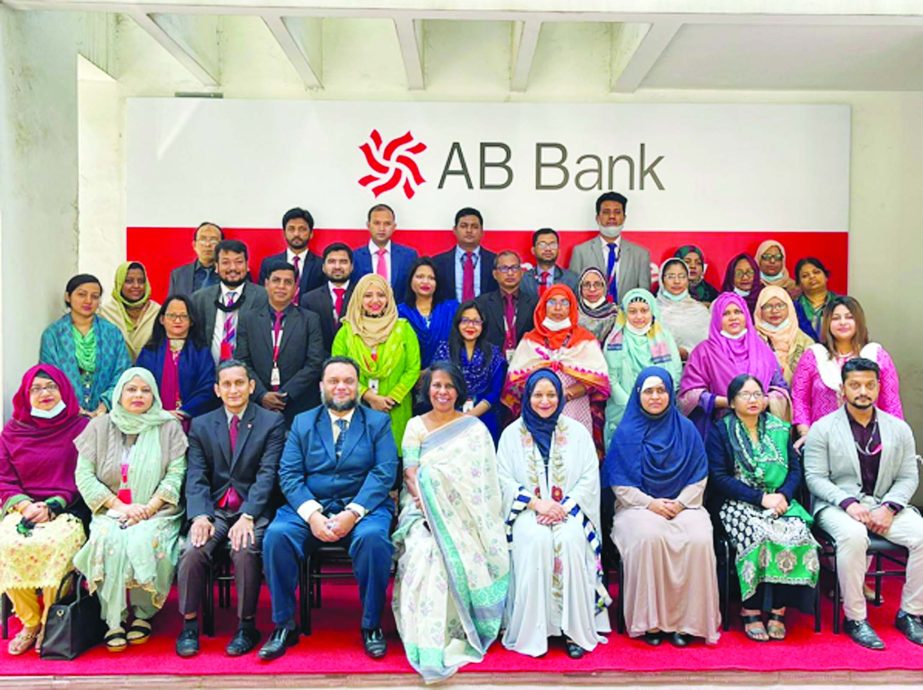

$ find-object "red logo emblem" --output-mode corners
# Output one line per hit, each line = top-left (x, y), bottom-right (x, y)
(358, 129), (427, 199)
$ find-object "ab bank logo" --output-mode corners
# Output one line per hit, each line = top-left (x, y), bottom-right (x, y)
(358, 129), (428, 200)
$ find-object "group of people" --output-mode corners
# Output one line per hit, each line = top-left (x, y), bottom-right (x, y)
(0, 190), (920, 681)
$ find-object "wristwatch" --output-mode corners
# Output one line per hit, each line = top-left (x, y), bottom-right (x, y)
(241, 512), (254, 521)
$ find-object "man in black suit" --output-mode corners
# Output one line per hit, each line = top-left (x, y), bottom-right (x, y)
(475, 250), (537, 358)
(168, 221), (223, 296)
(432, 207), (498, 303)
(258, 207), (324, 305)
(301, 242), (355, 354)
(175, 359), (286, 658)
(235, 260), (324, 426)
(191, 239), (269, 365)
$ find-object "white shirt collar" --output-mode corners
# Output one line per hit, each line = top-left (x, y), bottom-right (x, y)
(286, 248), (308, 264)
(368, 239), (392, 255)
(220, 282), (245, 298)
(327, 407), (356, 426)
(599, 235), (621, 250)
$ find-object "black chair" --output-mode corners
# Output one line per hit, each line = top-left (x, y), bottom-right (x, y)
(1, 592), (10, 639)
(201, 542), (312, 637)
(302, 544), (368, 636)
(813, 525), (908, 633)
(715, 531), (822, 633)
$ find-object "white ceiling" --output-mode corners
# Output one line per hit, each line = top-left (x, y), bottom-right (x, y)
(4, 0), (923, 93)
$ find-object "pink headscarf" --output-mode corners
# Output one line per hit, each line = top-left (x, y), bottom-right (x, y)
(0, 364), (88, 507)
(680, 292), (781, 399)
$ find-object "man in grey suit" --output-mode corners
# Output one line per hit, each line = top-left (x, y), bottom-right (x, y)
(805, 357), (923, 650)
(191, 239), (268, 364)
(168, 221), (223, 296)
(567, 191), (651, 303)
(520, 228), (579, 299)
(176, 359), (286, 658)
(235, 260), (325, 426)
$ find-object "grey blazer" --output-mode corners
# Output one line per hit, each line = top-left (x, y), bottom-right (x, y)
(520, 265), (580, 298)
(190, 282), (269, 351)
(804, 407), (919, 515)
(567, 236), (651, 297)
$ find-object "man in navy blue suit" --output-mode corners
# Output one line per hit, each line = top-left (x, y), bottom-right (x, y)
(432, 207), (498, 303)
(258, 207), (325, 304)
(351, 204), (418, 305)
(260, 356), (398, 661)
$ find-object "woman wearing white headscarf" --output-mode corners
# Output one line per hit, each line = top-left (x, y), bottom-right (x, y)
(655, 258), (710, 362)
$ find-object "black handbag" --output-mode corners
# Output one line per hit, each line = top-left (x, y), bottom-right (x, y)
(40, 571), (107, 660)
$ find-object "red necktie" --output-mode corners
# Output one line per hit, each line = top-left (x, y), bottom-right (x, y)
(462, 252), (475, 302)
(219, 415), (242, 511)
(539, 270), (550, 297)
(292, 254), (302, 305)
(503, 293), (516, 351)
(375, 248), (388, 280)
(332, 287), (345, 321)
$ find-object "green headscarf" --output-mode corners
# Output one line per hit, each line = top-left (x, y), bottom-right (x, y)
(608, 289), (673, 380)
(110, 261), (152, 332)
(109, 367), (177, 503)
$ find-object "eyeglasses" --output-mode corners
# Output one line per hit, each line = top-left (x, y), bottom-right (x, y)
(496, 265), (522, 275)
(164, 313), (191, 321)
(29, 383), (59, 395)
(546, 299), (571, 308)
(736, 392), (765, 401)
(759, 302), (787, 313)
(663, 273), (686, 281)
(734, 269), (755, 279)
(196, 238), (220, 245)
(535, 241), (559, 250)
(760, 253), (783, 262)
(460, 318), (483, 326)
(582, 281), (605, 290)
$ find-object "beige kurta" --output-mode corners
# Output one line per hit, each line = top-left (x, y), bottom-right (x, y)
(612, 478), (720, 643)
(99, 299), (160, 362)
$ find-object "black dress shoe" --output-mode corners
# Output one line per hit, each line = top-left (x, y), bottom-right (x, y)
(258, 626), (299, 661)
(896, 612), (923, 646)
(226, 626), (262, 656)
(844, 618), (885, 650)
(361, 627), (387, 659)
(175, 627), (200, 658)
(670, 632), (690, 648)
(564, 638), (586, 658)
(642, 631), (662, 646)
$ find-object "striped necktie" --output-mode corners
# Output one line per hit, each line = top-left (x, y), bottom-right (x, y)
(220, 291), (238, 361)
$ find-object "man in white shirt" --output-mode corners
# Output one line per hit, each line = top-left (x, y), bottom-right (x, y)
(190, 239), (268, 364)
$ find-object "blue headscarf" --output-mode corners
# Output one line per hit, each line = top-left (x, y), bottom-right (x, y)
(521, 369), (565, 464)
(603, 366), (707, 499)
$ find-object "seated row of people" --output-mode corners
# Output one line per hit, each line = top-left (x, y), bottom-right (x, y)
(1, 353), (918, 672)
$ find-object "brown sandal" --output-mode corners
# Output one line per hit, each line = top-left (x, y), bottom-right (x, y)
(8, 625), (41, 656)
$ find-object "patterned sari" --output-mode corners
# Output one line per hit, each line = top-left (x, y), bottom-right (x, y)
(392, 415), (509, 683)
(718, 413), (819, 601)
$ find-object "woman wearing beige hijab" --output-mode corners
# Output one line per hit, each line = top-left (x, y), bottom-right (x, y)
(753, 285), (814, 384)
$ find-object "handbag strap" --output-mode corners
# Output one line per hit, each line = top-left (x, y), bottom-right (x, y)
(52, 570), (84, 604)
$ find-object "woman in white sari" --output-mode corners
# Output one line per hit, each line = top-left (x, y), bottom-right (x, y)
(392, 362), (509, 683)
(656, 258), (710, 362)
(498, 369), (610, 658)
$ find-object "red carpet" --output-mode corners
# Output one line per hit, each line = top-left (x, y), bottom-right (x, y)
(2, 575), (922, 677)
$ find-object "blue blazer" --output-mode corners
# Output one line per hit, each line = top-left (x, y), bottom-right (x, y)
(135, 340), (218, 418)
(279, 405), (398, 516)
(432, 247), (498, 303)
(352, 242), (419, 305)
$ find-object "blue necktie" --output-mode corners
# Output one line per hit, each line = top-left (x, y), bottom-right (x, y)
(334, 418), (348, 459)
(606, 243), (619, 303)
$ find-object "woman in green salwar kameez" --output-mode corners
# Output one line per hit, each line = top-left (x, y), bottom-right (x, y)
(73, 367), (187, 651)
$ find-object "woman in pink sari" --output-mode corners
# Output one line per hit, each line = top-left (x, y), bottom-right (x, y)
(678, 292), (790, 435)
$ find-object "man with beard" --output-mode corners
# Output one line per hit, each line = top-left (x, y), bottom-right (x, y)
(259, 356), (398, 661)
(568, 191), (651, 303)
(191, 239), (269, 364)
(520, 227), (578, 299)
(235, 261), (325, 425)
(805, 357), (923, 650)
(258, 207), (325, 304)
(302, 243), (355, 354)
